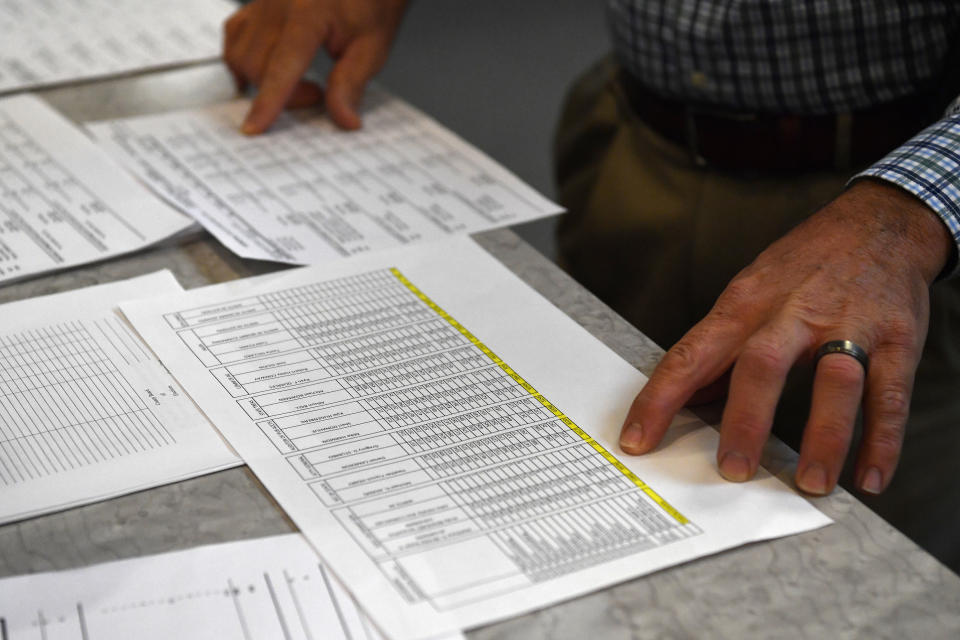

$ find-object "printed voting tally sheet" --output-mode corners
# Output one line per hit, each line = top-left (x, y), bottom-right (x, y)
(0, 0), (235, 93)
(0, 533), (465, 640)
(88, 91), (564, 265)
(0, 271), (239, 525)
(0, 95), (193, 283)
(121, 238), (832, 639)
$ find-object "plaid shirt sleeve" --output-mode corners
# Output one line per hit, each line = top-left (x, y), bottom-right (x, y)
(854, 112), (960, 277)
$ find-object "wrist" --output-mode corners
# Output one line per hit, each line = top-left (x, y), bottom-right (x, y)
(844, 179), (955, 285)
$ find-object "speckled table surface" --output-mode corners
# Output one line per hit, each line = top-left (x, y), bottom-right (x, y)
(1, 65), (958, 639)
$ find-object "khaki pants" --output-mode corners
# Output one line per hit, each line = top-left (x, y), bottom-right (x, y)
(555, 58), (960, 572)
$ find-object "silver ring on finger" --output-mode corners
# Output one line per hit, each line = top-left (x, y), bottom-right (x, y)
(814, 340), (869, 374)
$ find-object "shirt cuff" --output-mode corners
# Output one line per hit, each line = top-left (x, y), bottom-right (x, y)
(853, 113), (960, 278)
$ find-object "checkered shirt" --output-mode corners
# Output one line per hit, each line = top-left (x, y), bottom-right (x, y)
(608, 0), (960, 273)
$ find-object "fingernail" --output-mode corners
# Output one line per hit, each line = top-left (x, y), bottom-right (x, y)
(620, 422), (644, 453)
(241, 119), (258, 135)
(798, 463), (829, 495)
(861, 467), (883, 494)
(719, 451), (751, 482)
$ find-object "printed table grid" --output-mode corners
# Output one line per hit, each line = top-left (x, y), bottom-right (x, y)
(390, 399), (557, 452)
(359, 370), (527, 425)
(0, 110), (141, 264)
(272, 293), (428, 346)
(312, 320), (463, 375)
(0, 327), (103, 384)
(0, 321), (171, 485)
(241, 364), (524, 423)
(107, 89), (561, 268)
(259, 396), (558, 458)
(330, 463), (700, 599)
(0, 0), (228, 93)
(170, 270), (400, 329)
(214, 320), (460, 393)
(293, 417), (577, 486)
(169, 267), (701, 608)
(411, 422), (580, 477)
(182, 272), (658, 518)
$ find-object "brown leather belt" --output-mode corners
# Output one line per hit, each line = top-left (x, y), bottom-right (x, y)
(617, 69), (933, 172)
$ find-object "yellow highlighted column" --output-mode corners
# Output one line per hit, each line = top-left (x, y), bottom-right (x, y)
(389, 268), (690, 525)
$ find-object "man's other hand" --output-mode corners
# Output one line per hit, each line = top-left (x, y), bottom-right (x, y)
(619, 180), (953, 496)
(223, 0), (408, 134)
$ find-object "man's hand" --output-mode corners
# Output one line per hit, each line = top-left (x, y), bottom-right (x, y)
(619, 180), (953, 496)
(223, 0), (409, 134)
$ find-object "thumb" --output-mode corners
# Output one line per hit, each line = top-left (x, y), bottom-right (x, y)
(325, 35), (391, 130)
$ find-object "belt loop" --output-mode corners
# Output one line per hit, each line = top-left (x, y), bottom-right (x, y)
(834, 112), (853, 171)
(684, 109), (707, 167)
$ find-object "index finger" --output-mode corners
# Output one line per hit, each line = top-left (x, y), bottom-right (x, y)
(242, 18), (326, 134)
(619, 317), (745, 455)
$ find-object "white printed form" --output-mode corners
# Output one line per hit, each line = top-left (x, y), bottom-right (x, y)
(0, 271), (239, 524)
(0, 95), (193, 283)
(121, 238), (831, 640)
(88, 92), (563, 265)
(0, 533), (464, 640)
(0, 0), (235, 93)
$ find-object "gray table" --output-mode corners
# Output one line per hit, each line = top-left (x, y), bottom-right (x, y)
(1, 65), (958, 639)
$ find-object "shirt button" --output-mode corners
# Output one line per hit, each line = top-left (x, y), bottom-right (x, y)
(690, 71), (708, 88)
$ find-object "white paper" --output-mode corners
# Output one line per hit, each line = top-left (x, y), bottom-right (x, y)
(87, 91), (564, 265)
(0, 271), (239, 524)
(0, 0), (235, 93)
(0, 533), (464, 640)
(0, 95), (194, 283)
(121, 238), (831, 640)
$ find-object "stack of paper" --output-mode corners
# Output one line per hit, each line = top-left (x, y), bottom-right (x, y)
(0, 45), (832, 637)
